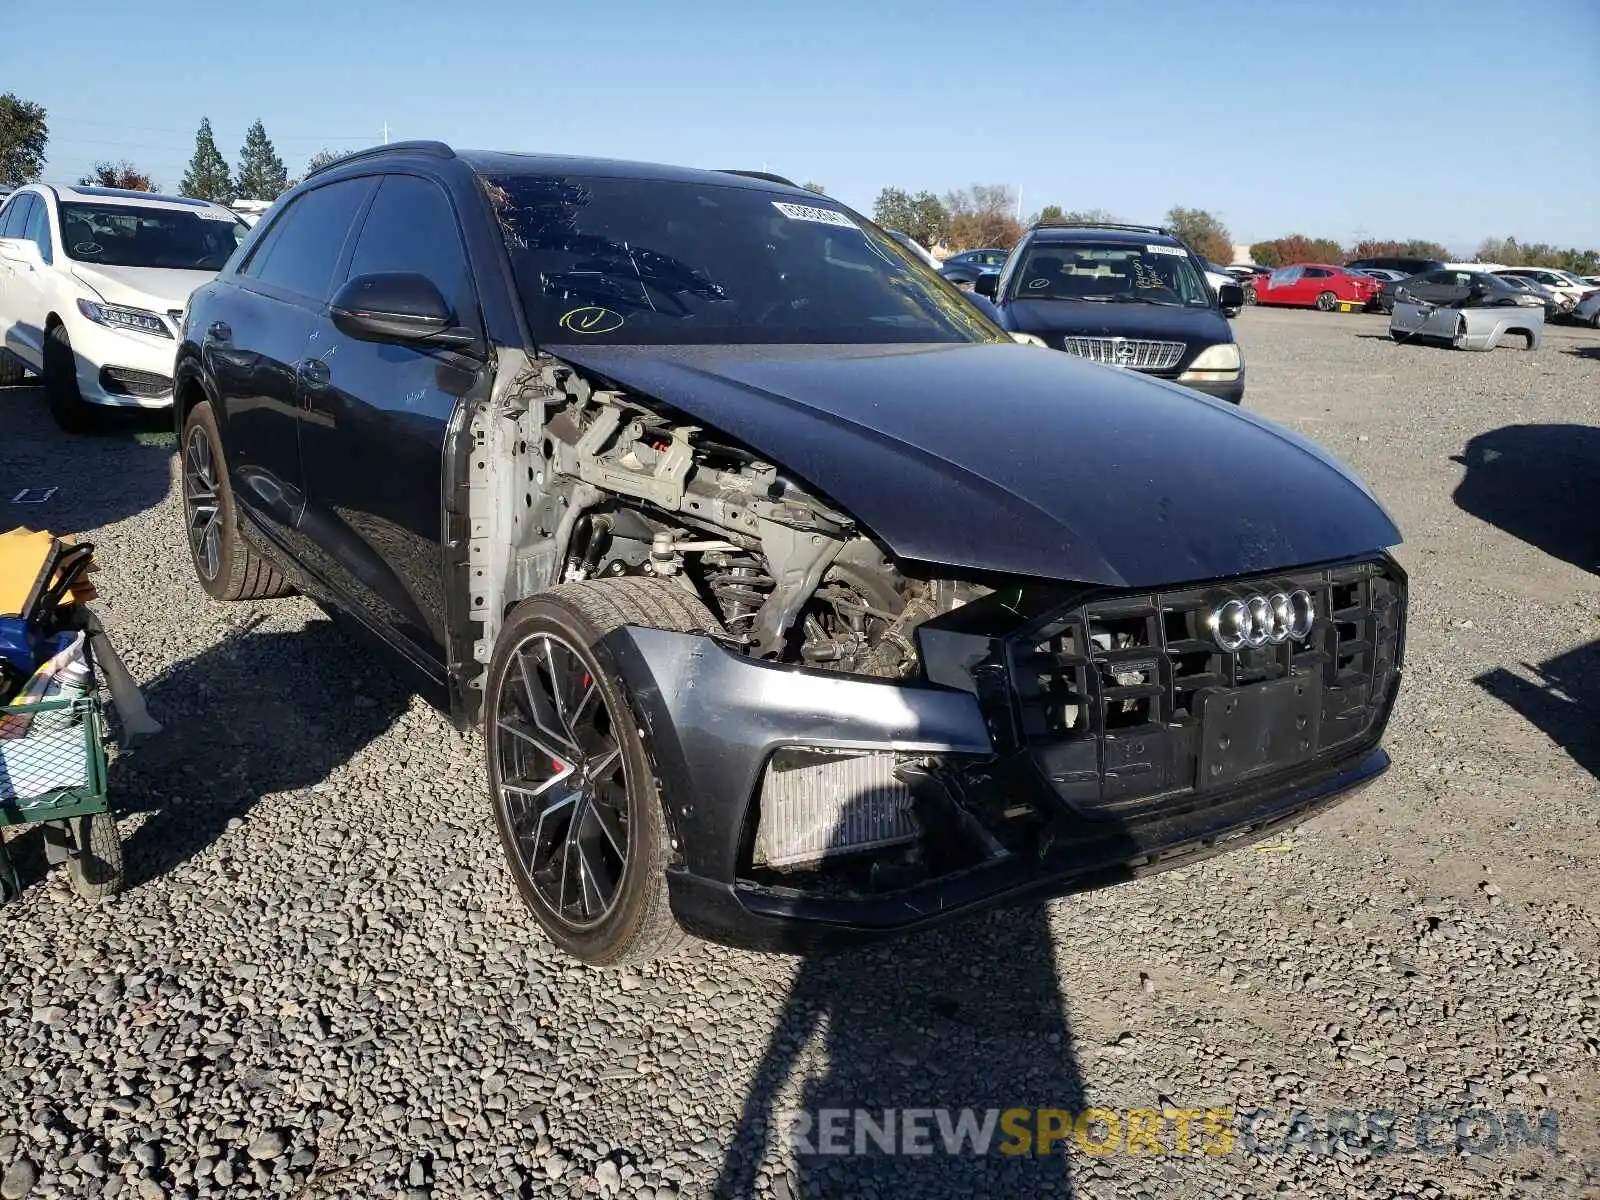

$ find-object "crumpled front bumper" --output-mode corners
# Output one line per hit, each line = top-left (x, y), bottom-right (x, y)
(603, 625), (1390, 953)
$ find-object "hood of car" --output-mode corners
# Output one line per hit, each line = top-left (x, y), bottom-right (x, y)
(70, 263), (214, 312)
(551, 340), (1400, 587)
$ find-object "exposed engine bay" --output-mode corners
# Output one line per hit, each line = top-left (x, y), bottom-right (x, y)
(466, 352), (988, 683)
(460, 352), (994, 879)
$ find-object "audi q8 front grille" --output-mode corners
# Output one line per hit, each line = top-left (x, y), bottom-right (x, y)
(1005, 558), (1405, 813)
(1061, 336), (1186, 372)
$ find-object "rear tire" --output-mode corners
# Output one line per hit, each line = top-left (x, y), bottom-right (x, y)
(1315, 291), (1338, 312)
(44, 323), (99, 432)
(1243, 285), (1257, 305)
(181, 401), (292, 601)
(486, 579), (723, 965)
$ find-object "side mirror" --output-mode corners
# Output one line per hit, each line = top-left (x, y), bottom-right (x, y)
(1218, 282), (1244, 310)
(973, 272), (999, 299)
(330, 272), (474, 347)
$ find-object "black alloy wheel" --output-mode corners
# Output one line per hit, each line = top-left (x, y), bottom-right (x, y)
(1315, 290), (1338, 312)
(493, 631), (630, 932)
(184, 421), (224, 583)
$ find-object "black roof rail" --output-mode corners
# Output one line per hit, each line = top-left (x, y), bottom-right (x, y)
(306, 140), (455, 178)
(717, 169), (800, 188)
(1032, 220), (1172, 236)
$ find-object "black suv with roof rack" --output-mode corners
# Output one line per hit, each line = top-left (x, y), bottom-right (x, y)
(171, 142), (1403, 963)
(975, 222), (1246, 404)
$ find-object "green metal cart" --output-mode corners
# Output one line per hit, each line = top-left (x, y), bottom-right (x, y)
(0, 691), (122, 903)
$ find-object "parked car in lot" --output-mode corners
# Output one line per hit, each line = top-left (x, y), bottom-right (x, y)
(1250, 264), (1379, 311)
(973, 222), (1246, 402)
(174, 143), (1405, 962)
(1383, 269), (1552, 319)
(939, 247), (1007, 283)
(883, 228), (941, 273)
(1202, 260), (1243, 316)
(1351, 267), (1407, 283)
(1389, 285), (1544, 351)
(1491, 267), (1589, 312)
(0, 184), (248, 429)
(1572, 288), (1600, 328)
(1345, 255), (1447, 277)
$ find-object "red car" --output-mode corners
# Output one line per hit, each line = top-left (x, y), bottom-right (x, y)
(1250, 264), (1379, 311)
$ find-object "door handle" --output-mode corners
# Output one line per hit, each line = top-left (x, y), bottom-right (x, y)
(297, 358), (330, 385)
(207, 321), (231, 342)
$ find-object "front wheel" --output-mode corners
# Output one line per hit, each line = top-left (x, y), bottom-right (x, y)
(486, 579), (722, 965)
(44, 323), (99, 432)
(66, 812), (123, 901)
(1315, 291), (1338, 312)
(1243, 284), (1257, 305)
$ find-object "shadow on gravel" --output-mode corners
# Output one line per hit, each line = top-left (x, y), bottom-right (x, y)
(1476, 639), (1600, 782)
(108, 615), (411, 886)
(2, 382), (174, 533)
(1456, 424), (1599, 781)
(715, 903), (1084, 1197)
(1562, 346), (1600, 361)
(1451, 424), (1600, 576)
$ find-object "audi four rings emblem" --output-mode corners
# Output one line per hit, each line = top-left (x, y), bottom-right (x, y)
(1207, 589), (1316, 651)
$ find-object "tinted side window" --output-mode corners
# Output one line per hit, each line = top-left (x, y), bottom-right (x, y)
(1303, 267), (1331, 278)
(0, 194), (34, 240)
(344, 175), (472, 319)
(244, 179), (372, 301)
(23, 198), (52, 263)
(1418, 271), (1453, 285)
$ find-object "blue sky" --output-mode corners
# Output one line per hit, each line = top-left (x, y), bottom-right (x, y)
(7, 0), (1597, 254)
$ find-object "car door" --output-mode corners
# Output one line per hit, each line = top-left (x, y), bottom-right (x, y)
(1298, 266), (1332, 303)
(0, 195), (48, 366)
(295, 172), (482, 670)
(1262, 266), (1301, 301)
(209, 177), (374, 556)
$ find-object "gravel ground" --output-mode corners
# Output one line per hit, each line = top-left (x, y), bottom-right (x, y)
(1, 307), (1597, 1200)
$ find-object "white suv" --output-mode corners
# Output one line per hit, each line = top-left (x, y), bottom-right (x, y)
(0, 184), (247, 430)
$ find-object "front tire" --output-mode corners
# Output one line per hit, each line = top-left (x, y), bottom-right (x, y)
(1315, 291), (1338, 312)
(44, 323), (98, 432)
(181, 401), (292, 601)
(65, 812), (123, 901)
(486, 579), (722, 965)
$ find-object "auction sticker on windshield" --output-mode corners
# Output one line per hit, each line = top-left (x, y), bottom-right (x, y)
(772, 202), (858, 229)
(1146, 244), (1187, 256)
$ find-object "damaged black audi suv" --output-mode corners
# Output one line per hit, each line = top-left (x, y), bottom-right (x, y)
(173, 142), (1406, 963)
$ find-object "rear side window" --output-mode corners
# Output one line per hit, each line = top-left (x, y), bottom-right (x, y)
(0, 194), (34, 239)
(1303, 267), (1331, 278)
(243, 179), (372, 301)
(344, 175), (473, 320)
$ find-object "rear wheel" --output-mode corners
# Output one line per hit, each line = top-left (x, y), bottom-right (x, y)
(486, 579), (722, 964)
(1243, 284), (1257, 305)
(1315, 291), (1338, 312)
(44, 323), (99, 432)
(181, 401), (292, 601)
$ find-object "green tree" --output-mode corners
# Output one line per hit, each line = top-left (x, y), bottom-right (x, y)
(943, 184), (1023, 250)
(1348, 239), (1451, 262)
(1248, 234), (1345, 268)
(234, 120), (288, 200)
(304, 148), (347, 175)
(78, 161), (157, 191)
(872, 187), (948, 247)
(801, 181), (826, 194)
(0, 93), (49, 188)
(1164, 206), (1233, 263)
(180, 118), (234, 202)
